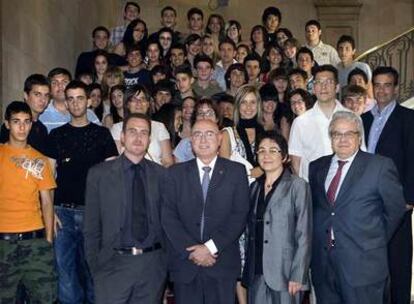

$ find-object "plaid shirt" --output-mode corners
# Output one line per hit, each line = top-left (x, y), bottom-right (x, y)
(110, 24), (127, 47)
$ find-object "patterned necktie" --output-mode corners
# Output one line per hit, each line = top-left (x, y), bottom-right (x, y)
(200, 166), (211, 240)
(327, 160), (347, 205)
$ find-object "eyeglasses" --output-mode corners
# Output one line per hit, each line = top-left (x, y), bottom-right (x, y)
(191, 130), (217, 140)
(331, 131), (359, 140)
(314, 79), (336, 87)
(290, 98), (304, 106)
(256, 148), (282, 156)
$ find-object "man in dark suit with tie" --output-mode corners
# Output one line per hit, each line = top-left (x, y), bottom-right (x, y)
(309, 111), (406, 304)
(361, 66), (414, 304)
(162, 119), (250, 304)
(84, 113), (167, 304)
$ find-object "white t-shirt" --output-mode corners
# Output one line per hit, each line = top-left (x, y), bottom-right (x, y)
(288, 100), (347, 181)
(111, 120), (170, 165)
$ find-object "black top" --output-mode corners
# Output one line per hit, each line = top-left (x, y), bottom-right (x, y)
(47, 123), (118, 205)
(123, 69), (152, 90)
(121, 155), (148, 247)
(255, 171), (284, 275)
(0, 120), (50, 157)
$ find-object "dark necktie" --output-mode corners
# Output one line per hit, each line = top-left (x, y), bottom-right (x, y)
(132, 164), (148, 242)
(200, 166), (211, 240)
(327, 160), (348, 205)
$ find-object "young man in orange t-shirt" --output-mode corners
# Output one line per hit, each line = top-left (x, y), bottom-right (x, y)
(0, 101), (57, 303)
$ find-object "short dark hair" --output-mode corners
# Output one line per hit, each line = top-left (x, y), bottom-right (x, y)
(48, 67), (72, 82)
(312, 64), (338, 84)
(194, 54), (214, 69)
(244, 52), (262, 65)
(276, 28), (293, 40)
(151, 64), (171, 79)
(269, 67), (288, 83)
(284, 37), (300, 49)
(305, 19), (321, 30)
(296, 47), (314, 62)
(187, 7), (203, 20)
(260, 83), (279, 102)
(92, 26), (110, 39)
(191, 98), (220, 126)
(169, 43), (187, 56)
(372, 66), (399, 86)
(174, 64), (193, 78)
(211, 92), (235, 105)
(161, 6), (177, 17)
(5, 101), (32, 121)
(124, 2), (140, 13)
(219, 37), (237, 51)
(288, 88), (314, 110)
(258, 130), (289, 161)
(24, 74), (49, 94)
(337, 35), (355, 50)
(289, 68), (308, 81)
(225, 63), (248, 89)
(153, 79), (174, 95)
(262, 6), (282, 25)
(122, 113), (151, 134)
(185, 34), (201, 46)
(64, 80), (88, 98)
(347, 67), (368, 84)
(125, 44), (145, 58)
(124, 84), (152, 116)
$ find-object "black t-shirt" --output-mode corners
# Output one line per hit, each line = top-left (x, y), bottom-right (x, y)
(124, 69), (152, 90)
(0, 120), (50, 156)
(47, 123), (118, 205)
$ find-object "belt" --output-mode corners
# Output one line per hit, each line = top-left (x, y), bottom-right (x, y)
(115, 243), (162, 256)
(0, 229), (45, 241)
(55, 203), (84, 209)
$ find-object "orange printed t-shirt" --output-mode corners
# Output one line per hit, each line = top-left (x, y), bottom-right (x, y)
(0, 144), (56, 232)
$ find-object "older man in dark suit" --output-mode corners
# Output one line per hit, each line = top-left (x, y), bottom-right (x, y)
(84, 113), (167, 304)
(309, 111), (406, 304)
(362, 66), (414, 304)
(162, 119), (250, 304)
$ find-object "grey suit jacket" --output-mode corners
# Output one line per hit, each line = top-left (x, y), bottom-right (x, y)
(83, 156), (167, 275)
(309, 150), (406, 287)
(243, 170), (312, 291)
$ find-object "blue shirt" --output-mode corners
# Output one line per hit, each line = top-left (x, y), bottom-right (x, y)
(367, 101), (396, 153)
(39, 101), (101, 133)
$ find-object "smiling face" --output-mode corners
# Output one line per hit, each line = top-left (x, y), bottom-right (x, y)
(208, 16), (222, 34)
(127, 91), (150, 114)
(133, 22), (146, 42)
(313, 71), (338, 104)
(182, 98), (195, 121)
(189, 13), (203, 32)
(191, 120), (221, 161)
(95, 55), (108, 75)
(236, 46), (249, 63)
(202, 37), (214, 56)
(24, 85), (50, 116)
(227, 24), (240, 41)
(290, 93), (307, 116)
(330, 118), (361, 159)
(147, 43), (161, 63)
(239, 92), (258, 119)
(373, 73), (398, 108)
(230, 69), (246, 89)
(89, 88), (102, 109)
(257, 138), (286, 174)
(111, 89), (124, 109)
(196, 61), (213, 82)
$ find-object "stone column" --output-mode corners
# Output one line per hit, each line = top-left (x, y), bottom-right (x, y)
(313, 0), (363, 47)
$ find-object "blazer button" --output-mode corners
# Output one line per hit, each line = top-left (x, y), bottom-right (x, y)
(264, 240), (268, 244)
(265, 221), (270, 225)
(331, 212), (335, 216)
(326, 229), (329, 233)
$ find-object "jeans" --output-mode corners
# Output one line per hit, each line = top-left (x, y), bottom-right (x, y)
(54, 206), (94, 304)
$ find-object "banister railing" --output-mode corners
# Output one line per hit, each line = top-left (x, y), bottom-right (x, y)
(356, 27), (414, 102)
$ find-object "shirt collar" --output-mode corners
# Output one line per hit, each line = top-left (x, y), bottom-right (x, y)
(333, 149), (358, 164)
(312, 100), (344, 117)
(122, 153), (144, 171)
(371, 100), (396, 117)
(196, 156), (217, 172)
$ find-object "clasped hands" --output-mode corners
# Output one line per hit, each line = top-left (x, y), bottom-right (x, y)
(186, 244), (217, 267)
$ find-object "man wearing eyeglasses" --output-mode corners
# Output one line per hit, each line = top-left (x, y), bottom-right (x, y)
(289, 64), (349, 181)
(162, 119), (250, 304)
(362, 66), (414, 304)
(84, 113), (167, 303)
(309, 110), (405, 304)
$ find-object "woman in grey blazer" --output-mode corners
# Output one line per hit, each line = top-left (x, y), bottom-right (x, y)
(243, 131), (312, 304)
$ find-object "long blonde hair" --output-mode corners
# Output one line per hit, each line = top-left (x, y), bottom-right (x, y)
(233, 84), (263, 126)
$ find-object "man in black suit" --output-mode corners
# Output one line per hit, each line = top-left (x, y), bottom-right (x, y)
(362, 66), (414, 304)
(84, 113), (167, 304)
(309, 111), (406, 304)
(162, 119), (250, 304)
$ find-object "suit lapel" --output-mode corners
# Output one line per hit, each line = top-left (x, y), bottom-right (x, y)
(208, 157), (225, 196)
(265, 170), (291, 211)
(362, 112), (374, 144)
(376, 105), (399, 152)
(318, 156), (333, 207)
(335, 151), (366, 204)
(188, 159), (204, 204)
(110, 157), (127, 230)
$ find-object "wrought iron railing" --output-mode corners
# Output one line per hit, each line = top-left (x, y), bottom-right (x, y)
(356, 27), (414, 102)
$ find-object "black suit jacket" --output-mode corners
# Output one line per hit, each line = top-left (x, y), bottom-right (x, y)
(309, 151), (406, 287)
(84, 156), (166, 275)
(161, 157), (250, 283)
(362, 104), (414, 202)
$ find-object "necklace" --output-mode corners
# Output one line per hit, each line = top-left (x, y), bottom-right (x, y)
(266, 183), (272, 189)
